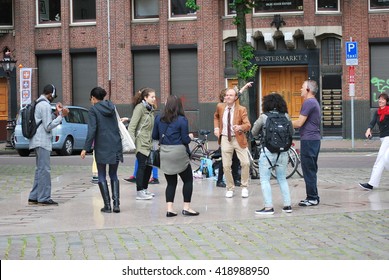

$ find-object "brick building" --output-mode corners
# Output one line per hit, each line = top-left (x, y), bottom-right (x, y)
(1, 0), (389, 142)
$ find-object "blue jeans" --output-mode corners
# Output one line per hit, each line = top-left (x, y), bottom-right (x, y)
(259, 149), (291, 207)
(300, 140), (321, 201)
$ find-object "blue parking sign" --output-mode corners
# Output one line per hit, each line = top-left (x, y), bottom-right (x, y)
(346, 41), (358, 65)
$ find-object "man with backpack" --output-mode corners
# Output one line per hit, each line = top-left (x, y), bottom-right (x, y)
(293, 79), (321, 207)
(27, 84), (69, 206)
(251, 93), (294, 214)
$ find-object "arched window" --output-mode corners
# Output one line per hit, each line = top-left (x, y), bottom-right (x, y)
(225, 40), (238, 69)
(321, 37), (341, 65)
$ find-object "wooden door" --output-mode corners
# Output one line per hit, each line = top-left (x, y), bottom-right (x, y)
(0, 78), (8, 121)
(261, 67), (307, 119)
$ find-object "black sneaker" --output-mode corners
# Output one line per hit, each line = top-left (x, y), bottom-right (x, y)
(38, 199), (59, 206)
(234, 180), (241, 187)
(28, 199), (38, 205)
(298, 199), (319, 207)
(216, 181), (226, 188)
(91, 176), (98, 184)
(149, 178), (160, 184)
(255, 208), (274, 215)
(124, 176), (136, 183)
(282, 206), (293, 213)
(359, 183), (373, 191)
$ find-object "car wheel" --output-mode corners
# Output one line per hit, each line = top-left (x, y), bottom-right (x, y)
(17, 149), (30, 157)
(60, 137), (74, 156)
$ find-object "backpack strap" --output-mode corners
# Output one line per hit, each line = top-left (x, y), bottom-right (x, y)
(262, 146), (280, 170)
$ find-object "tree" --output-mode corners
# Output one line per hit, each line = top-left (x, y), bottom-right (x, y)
(186, 0), (257, 112)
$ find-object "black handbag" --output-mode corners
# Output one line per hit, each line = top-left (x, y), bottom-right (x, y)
(146, 148), (160, 167)
(146, 123), (169, 168)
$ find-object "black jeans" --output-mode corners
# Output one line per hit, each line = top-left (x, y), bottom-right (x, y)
(165, 164), (193, 203)
(97, 162), (119, 182)
(135, 152), (152, 191)
(217, 150), (241, 183)
(300, 140), (321, 201)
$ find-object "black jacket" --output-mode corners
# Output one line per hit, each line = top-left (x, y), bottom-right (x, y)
(83, 100), (123, 164)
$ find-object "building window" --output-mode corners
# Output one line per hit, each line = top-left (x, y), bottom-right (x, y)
(225, 40), (238, 69)
(37, 0), (61, 24)
(133, 0), (159, 19)
(0, 0), (13, 27)
(369, 0), (389, 11)
(72, 0), (96, 23)
(170, 0), (197, 18)
(226, 0), (236, 15)
(370, 44), (389, 107)
(321, 37), (341, 65)
(254, 0), (303, 13)
(316, 0), (340, 13)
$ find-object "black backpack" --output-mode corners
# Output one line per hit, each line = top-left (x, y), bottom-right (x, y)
(21, 99), (45, 139)
(262, 110), (293, 153)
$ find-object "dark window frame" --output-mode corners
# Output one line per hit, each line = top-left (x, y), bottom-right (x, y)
(321, 37), (341, 66)
(170, 0), (197, 18)
(254, 0), (304, 14)
(316, 0), (340, 13)
(133, 0), (159, 20)
(0, 0), (13, 27)
(37, 0), (61, 25)
(369, 0), (389, 11)
(71, 0), (96, 23)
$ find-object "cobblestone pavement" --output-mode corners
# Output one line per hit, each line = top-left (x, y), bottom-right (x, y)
(0, 156), (388, 260)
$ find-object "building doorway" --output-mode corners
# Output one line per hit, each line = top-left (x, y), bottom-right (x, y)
(0, 78), (9, 141)
(260, 67), (307, 120)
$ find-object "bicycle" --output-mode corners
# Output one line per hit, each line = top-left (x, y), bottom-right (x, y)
(249, 135), (302, 179)
(189, 129), (215, 168)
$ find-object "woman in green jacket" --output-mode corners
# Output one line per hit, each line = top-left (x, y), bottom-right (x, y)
(128, 88), (156, 200)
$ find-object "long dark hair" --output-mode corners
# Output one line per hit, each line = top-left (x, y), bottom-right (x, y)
(161, 95), (185, 123)
(262, 93), (288, 114)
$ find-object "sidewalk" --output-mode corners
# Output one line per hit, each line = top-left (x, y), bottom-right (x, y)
(0, 147), (389, 260)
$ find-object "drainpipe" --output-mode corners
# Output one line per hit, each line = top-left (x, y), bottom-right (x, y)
(107, 0), (111, 99)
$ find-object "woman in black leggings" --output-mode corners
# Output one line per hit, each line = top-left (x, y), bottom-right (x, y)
(152, 95), (199, 217)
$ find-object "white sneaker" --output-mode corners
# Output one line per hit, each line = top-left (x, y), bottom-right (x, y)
(241, 187), (249, 198)
(136, 190), (153, 200)
(144, 189), (155, 197)
(225, 190), (234, 198)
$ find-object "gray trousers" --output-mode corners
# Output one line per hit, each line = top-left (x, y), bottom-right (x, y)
(29, 147), (52, 202)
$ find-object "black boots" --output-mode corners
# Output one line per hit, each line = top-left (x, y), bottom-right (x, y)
(98, 181), (112, 213)
(111, 180), (120, 213)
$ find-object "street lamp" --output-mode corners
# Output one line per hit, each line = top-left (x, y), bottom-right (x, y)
(0, 49), (17, 148)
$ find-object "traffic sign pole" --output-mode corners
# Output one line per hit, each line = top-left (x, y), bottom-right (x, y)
(346, 39), (358, 149)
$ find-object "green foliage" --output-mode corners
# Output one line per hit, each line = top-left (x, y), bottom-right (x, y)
(233, 44), (258, 81)
(186, 0), (200, 11)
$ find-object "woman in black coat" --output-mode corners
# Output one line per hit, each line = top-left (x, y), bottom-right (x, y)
(81, 87), (123, 213)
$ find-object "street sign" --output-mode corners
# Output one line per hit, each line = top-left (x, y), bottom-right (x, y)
(346, 41), (358, 65)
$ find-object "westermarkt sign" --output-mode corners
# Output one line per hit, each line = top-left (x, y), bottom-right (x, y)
(252, 50), (318, 66)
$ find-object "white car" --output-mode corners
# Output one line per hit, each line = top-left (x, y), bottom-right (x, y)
(14, 105), (89, 156)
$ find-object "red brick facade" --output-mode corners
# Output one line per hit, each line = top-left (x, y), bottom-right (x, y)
(2, 0), (389, 139)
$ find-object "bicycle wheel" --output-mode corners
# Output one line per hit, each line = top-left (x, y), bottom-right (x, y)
(248, 150), (259, 179)
(271, 148), (299, 179)
(190, 145), (206, 168)
(294, 149), (303, 178)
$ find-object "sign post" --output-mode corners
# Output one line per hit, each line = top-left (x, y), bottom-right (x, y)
(346, 39), (358, 149)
